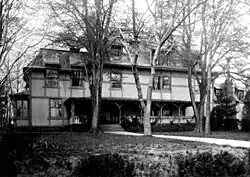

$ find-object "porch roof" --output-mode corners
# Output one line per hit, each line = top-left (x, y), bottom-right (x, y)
(64, 97), (198, 105)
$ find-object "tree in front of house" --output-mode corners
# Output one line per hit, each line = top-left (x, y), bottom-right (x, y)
(181, 0), (248, 134)
(47, 0), (117, 133)
(214, 79), (238, 130)
(118, 0), (205, 136)
(0, 0), (43, 132)
(241, 90), (250, 131)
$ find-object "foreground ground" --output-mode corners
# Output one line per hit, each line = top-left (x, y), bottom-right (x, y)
(7, 132), (249, 177)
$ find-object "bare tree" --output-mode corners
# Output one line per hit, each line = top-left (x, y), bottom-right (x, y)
(182, 0), (247, 133)
(0, 0), (43, 133)
(118, 0), (205, 135)
(0, 0), (43, 92)
(47, 0), (116, 134)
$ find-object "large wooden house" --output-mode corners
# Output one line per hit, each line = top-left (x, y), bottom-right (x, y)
(11, 47), (201, 129)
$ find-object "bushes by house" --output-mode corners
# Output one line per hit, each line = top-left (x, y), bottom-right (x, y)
(121, 118), (194, 132)
(242, 90), (250, 131)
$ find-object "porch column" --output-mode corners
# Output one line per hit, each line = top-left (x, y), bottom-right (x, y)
(160, 105), (163, 124)
(113, 102), (121, 124)
(177, 104), (184, 126)
(70, 102), (75, 125)
(178, 106), (181, 125)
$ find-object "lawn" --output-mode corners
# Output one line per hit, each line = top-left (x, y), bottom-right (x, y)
(7, 132), (249, 177)
(156, 131), (250, 141)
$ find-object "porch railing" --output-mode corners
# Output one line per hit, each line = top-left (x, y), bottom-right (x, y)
(138, 116), (194, 124)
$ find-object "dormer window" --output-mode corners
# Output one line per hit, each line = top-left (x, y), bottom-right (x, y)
(110, 45), (122, 57)
(46, 69), (59, 87)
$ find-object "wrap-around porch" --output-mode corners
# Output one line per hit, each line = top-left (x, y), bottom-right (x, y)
(64, 98), (196, 126)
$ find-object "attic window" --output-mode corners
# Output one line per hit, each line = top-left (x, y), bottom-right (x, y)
(110, 45), (122, 57)
(45, 69), (59, 87)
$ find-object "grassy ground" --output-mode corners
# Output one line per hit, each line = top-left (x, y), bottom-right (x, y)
(2, 132), (249, 176)
(156, 131), (250, 141)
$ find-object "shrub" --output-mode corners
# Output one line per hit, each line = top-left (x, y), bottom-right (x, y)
(242, 118), (250, 131)
(74, 153), (135, 177)
(120, 118), (143, 132)
(176, 151), (249, 177)
(0, 154), (17, 177)
(152, 123), (194, 132)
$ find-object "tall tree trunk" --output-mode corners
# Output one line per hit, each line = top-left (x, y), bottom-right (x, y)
(89, 82), (101, 134)
(131, 55), (145, 109)
(198, 90), (206, 133)
(205, 63), (211, 134)
(143, 66), (155, 136)
(187, 67), (199, 132)
(89, 51), (104, 134)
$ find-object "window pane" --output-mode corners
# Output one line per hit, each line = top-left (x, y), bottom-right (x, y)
(50, 99), (62, 117)
(17, 100), (22, 117)
(51, 108), (58, 117)
(50, 99), (56, 107)
(46, 69), (58, 87)
(46, 69), (58, 78)
(162, 76), (170, 89)
(72, 71), (85, 86)
(22, 100), (28, 117)
(110, 73), (122, 88)
(153, 76), (161, 90)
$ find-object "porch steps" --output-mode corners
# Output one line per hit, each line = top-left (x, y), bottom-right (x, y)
(100, 124), (124, 132)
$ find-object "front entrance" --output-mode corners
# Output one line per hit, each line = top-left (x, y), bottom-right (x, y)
(100, 102), (121, 124)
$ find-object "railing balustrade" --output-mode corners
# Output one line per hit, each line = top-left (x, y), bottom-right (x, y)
(137, 116), (194, 124)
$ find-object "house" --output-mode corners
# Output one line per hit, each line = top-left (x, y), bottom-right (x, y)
(10, 46), (201, 130)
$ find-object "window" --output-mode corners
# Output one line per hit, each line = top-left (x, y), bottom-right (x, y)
(110, 72), (122, 88)
(153, 76), (161, 90)
(110, 45), (122, 57)
(50, 98), (62, 117)
(46, 69), (59, 87)
(16, 100), (28, 118)
(162, 76), (171, 90)
(71, 70), (85, 86)
(153, 76), (171, 90)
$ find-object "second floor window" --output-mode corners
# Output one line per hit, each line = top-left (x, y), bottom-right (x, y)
(110, 72), (122, 89)
(153, 76), (161, 90)
(46, 69), (59, 87)
(162, 76), (171, 90)
(153, 76), (171, 90)
(71, 70), (85, 87)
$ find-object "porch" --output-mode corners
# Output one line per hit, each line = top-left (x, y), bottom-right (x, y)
(64, 98), (195, 126)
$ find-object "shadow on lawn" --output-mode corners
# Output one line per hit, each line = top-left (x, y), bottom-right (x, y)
(0, 132), (40, 176)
